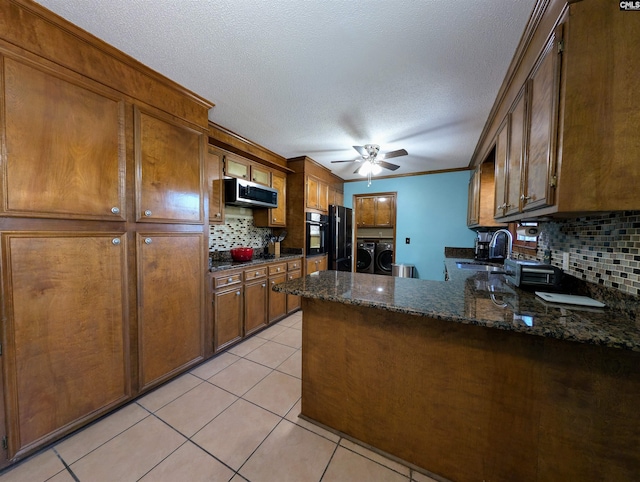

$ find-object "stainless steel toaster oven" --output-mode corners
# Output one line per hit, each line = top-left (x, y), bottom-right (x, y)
(504, 259), (563, 288)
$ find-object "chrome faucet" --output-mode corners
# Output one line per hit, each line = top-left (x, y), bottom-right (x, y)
(489, 229), (513, 260)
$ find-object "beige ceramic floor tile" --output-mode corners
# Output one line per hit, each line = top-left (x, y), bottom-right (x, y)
(69, 415), (185, 482)
(139, 441), (234, 481)
(230, 475), (250, 482)
(47, 469), (76, 482)
(0, 450), (65, 482)
(192, 399), (280, 471)
(339, 439), (411, 477)
(55, 403), (149, 463)
(284, 399), (340, 443)
(137, 373), (202, 412)
(208, 358), (272, 396)
(411, 470), (441, 482)
(276, 349), (301, 378)
(277, 313), (301, 327)
(254, 323), (288, 340)
(271, 327), (302, 349)
(323, 446), (409, 482)
(228, 335), (268, 357)
(244, 340), (297, 369)
(190, 352), (240, 380)
(290, 318), (302, 330)
(239, 419), (336, 482)
(155, 382), (237, 437)
(243, 370), (300, 416)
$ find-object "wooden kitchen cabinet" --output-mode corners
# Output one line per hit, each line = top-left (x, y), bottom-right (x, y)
(494, 89), (526, 219)
(1, 232), (129, 459)
(137, 233), (205, 390)
(328, 185), (344, 207)
(468, 160), (506, 228)
(224, 153), (271, 186)
(206, 146), (225, 223)
(1, 57), (126, 221)
(212, 270), (244, 353)
(306, 254), (328, 275)
(475, 3), (640, 222)
(253, 169), (287, 227)
(268, 263), (287, 322)
(285, 258), (303, 314)
(244, 278), (268, 336)
(306, 175), (329, 212)
(135, 107), (205, 224)
(520, 25), (562, 213)
(356, 194), (396, 228)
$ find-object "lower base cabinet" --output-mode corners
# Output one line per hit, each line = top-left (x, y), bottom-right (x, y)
(1, 232), (129, 460)
(211, 257), (302, 353)
(245, 278), (268, 335)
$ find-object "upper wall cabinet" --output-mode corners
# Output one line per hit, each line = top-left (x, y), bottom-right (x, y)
(1, 57), (126, 221)
(477, 1), (640, 221)
(468, 161), (505, 228)
(356, 194), (395, 228)
(224, 153), (271, 186)
(135, 107), (205, 224)
(206, 146), (225, 223)
(306, 175), (329, 213)
(254, 169), (287, 227)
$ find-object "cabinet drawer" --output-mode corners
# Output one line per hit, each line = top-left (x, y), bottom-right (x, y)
(214, 272), (242, 289)
(269, 263), (287, 275)
(287, 269), (301, 281)
(244, 267), (267, 281)
(287, 259), (301, 271)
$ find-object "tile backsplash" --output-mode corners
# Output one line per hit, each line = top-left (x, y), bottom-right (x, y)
(536, 211), (640, 296)
(209, 206), (272, 252)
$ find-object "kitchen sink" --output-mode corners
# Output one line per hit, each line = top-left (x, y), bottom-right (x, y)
(455, 261), (506, 273)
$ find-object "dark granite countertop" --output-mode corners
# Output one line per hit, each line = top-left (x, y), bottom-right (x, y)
(209, 253), (302, 273)
(273, 260), (640, 352)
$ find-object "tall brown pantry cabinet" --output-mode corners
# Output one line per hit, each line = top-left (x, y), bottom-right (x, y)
(0, 0), (213, 467)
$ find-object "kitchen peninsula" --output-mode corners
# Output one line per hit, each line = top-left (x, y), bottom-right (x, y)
(273, 268), (640, 482)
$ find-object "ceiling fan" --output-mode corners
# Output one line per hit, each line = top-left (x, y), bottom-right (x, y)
(331, 144), (408, 175)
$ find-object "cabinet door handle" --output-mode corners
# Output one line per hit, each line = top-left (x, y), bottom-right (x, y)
(228, 277), (233, 283)
(277, 267), (281, 272)
(236, 291), (241, 296)
(144, 210), (152, 217)
(271, 281), (276, 285)
(262, 283), (266, 287)
(256, 271), (260, 276)
(520, 194), (532, 201)
(111, 207), (120, 214)
(215, 213), (221, 218)
(112, 238), (121, 245)
(144, 238), (152, 245)
(272, 218), (276, 222)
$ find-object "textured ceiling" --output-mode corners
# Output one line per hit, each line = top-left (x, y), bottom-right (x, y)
(35, 0), (535, 180)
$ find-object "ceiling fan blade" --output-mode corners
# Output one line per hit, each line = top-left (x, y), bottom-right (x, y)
(379, 149), (408, 160)
(352, 145), (368, 157)
(353, 166), (363, 174)
(330, 159), (357, 163)
(377, 161), (400, 171)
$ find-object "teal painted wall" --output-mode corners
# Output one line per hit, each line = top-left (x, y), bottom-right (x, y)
(343, 171), (475, 280)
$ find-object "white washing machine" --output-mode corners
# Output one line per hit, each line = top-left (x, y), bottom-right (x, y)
(356, 242), (375, 273)
(374, 242), (394, 275)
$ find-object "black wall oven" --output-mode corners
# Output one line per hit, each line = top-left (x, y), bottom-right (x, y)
(306, 212), (329, 256)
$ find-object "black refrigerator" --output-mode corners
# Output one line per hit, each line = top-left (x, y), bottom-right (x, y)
(328, 205), (353, 271)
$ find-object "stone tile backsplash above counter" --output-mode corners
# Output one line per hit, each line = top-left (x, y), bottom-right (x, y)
(209, 206), (272, 252)
(536, 211), (640, 296)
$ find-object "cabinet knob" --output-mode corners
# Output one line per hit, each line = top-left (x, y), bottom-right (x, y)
(256, 271), (260, 276)
(228, 277), (233, 283)
(215, 213), (221, 218)
(289, 275), (293, 280)
(262, 283), (266, 287)
(144, 210), (152, 217)
(272, 218), (276, 222)
(112, 238), (121, 245)
(111, 207), (120, 214)
(277, 267), (281, 271)
(236, 291), (241, 296)
(520, 194), (532, 201)
(242, 174), (247, 178)
(271, 281), (276, 285)
(144, 238), (152, 245)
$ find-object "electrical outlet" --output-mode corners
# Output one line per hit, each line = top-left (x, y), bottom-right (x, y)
(405, 237), (410, 244)
(562, 252), (570, 270)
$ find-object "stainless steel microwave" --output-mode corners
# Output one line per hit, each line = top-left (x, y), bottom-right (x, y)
(224, 177), (278, 209)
